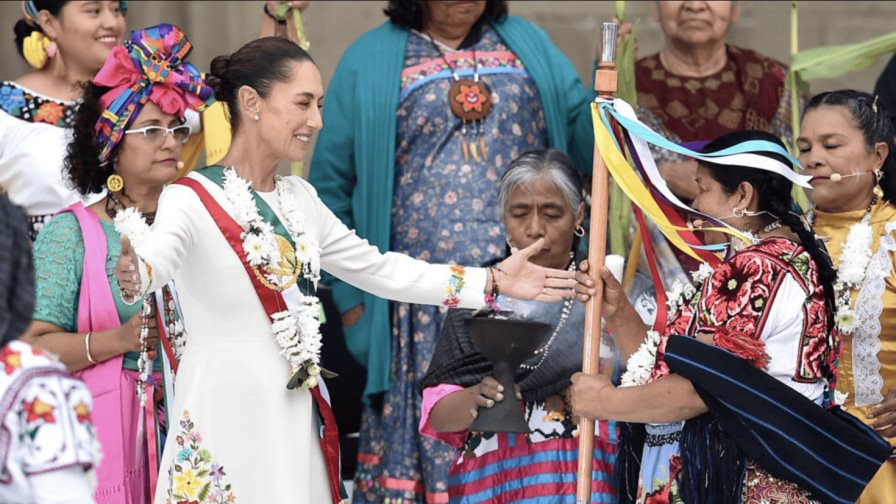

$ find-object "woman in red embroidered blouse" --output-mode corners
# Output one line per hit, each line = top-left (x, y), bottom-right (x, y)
(569, 130), (840, 503)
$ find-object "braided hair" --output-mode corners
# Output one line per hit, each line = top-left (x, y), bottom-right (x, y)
(697, 130), (837, 320)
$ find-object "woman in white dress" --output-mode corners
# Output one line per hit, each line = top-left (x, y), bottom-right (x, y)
(3, 1), (127, 238)
(114, 37), (577, 504)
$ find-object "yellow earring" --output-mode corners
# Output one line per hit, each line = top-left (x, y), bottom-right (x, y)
(23, 31), (51, 69)
(106, 174), (124, 192)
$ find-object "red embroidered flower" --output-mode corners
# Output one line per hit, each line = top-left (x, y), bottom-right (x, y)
(35, 101), (64, 125)
(799, 331), (829, 380)
(0, 346), (22, 374)
(73, 402), (92, 423)
(455, 84), (487, 112)
(23, 398), (55, 423)
(668, 454), (683, 479)
(705, 253), (774, 323)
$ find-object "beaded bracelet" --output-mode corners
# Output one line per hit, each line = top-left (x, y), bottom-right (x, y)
(443, 264), (466, 308)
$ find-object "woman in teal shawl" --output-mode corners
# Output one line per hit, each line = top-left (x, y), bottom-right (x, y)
(308, 1), (595, 501)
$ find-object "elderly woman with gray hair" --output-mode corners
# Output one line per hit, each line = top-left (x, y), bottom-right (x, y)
(417, 149), (618, 503)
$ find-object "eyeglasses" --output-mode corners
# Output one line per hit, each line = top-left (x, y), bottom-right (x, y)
(123, 125), (192, 144)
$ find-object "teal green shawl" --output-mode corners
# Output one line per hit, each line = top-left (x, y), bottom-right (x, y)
(308, 16), (594, 400)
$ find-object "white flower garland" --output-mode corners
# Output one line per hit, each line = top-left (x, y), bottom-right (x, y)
(113, 207), (156, 407)
(221, 168), (323, 387)
(833, 213), (873, 335)
(620, 263), (714, 387)
(113, 207), (150, 248)
(620, 330), (661, 387)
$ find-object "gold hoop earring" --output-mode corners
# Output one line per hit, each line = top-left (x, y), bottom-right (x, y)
(106, 174), (124, 192)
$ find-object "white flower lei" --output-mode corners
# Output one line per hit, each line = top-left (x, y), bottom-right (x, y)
(620, 330), (661, 387)
(114, 207), (161, 406)
(620, 263), (714, 387)
(220, 168), (323, 387)
(112, 207), (150, 248)
(833, 212), (874, 335)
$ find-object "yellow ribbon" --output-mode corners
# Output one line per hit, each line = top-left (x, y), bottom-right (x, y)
(23, 31), (50, 69)
(592, 103), (749, 262)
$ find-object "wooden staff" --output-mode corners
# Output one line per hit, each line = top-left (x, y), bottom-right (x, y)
(576, 22), (618, 504)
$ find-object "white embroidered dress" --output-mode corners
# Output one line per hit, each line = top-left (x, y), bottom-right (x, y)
(135, 172), (487, 504)
(0, 340), (97, 503)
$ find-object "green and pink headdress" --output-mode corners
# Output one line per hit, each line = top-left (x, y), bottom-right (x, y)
(93, 23), (214, 165)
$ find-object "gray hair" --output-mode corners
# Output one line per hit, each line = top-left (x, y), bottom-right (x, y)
(497, 149), (585, 218)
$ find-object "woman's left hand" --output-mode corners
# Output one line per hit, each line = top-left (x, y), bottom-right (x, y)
(494, 238), (576, 302)
(868, 385), (896, 439)
(568, 372), (615, 420)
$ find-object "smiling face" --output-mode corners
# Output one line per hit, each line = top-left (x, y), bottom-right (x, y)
(653, 1), (737, 48)
(40, 1), (126, 75)
(252, 60), (324, 163)
(503, 177), (584, 270)
(114, 102), (184, 190)
(798, 105), (888, 212)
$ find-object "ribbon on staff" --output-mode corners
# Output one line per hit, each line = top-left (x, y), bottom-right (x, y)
(591, 97), (813, 265)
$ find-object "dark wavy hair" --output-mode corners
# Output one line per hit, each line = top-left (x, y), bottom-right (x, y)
(206, 37), (314, 133)
(698, 130), (837, 320)
(803, 89), (896, 205)
(13, 0), (67, 59)
(64, 81), (114, 195)
(383, 0), (508, 31)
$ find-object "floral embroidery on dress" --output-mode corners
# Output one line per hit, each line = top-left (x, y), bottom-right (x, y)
(0, 346), (22, 374)
(0, 81), (76, 127)
(649, 238), (832, 385)
(167, 409), (235, 504)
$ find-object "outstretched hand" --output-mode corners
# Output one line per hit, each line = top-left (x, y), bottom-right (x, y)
(493, 238), (576, 302)
(115, 235), (142, 303)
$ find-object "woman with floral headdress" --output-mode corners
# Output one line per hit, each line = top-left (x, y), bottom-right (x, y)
(2, 1), (306, 241)
(23, 23), (214, 504)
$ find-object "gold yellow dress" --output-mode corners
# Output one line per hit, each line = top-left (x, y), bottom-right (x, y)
(815, 201), (896, 503)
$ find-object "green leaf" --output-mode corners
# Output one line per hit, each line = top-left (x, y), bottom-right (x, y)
(791, 31), (896, 81)
(196, 469), (209, 478)
(198, 481), (212, 502)
(174, 464), (183, 472)
(198, 449), (212, 463)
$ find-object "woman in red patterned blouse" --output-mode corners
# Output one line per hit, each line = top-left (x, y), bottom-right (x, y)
(569, 130), (841, 503)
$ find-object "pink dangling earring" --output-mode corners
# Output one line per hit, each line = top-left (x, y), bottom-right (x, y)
(46, 41), (57, 59)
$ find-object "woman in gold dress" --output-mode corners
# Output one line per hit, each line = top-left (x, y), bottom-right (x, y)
(799, 89), (896, 502)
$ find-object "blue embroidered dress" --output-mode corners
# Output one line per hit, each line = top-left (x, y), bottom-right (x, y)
(353, 26), (549, 503)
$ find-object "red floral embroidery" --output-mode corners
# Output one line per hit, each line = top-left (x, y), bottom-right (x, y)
(35, 101), (64, 125)
(23, 398), (55, 423)
(650, 238), (833, 385)
(73, 402), (92, 423)
(0, 346), (22, 374)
